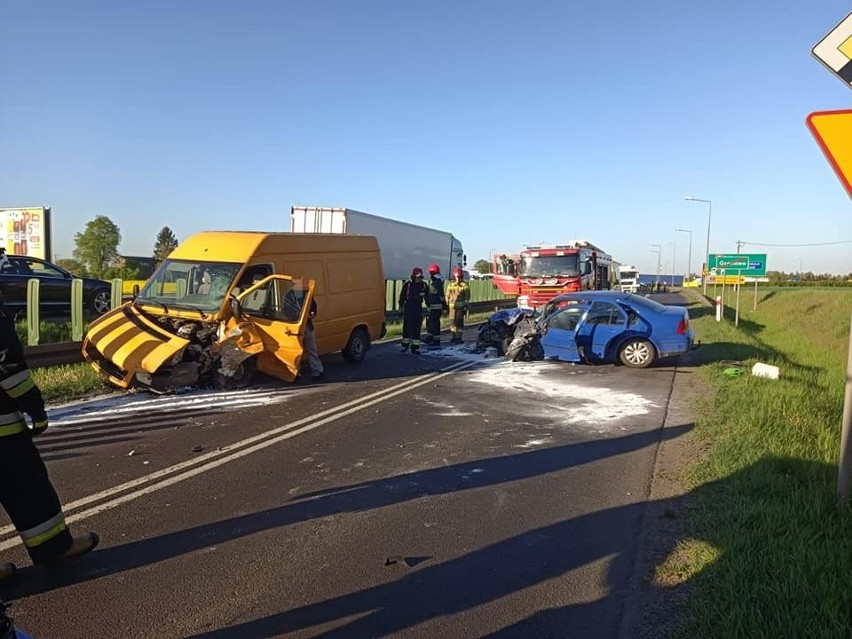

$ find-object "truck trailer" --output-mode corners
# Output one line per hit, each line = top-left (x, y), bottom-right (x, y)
(290, 206), (465, 281)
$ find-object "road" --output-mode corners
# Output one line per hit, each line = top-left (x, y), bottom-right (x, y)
(2, 294), (694, 638)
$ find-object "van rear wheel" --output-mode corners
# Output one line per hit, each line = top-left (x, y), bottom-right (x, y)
(342, 327), (370, 363)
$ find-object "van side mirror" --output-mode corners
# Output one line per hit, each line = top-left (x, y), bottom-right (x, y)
(132, 284), (140, 298)
(463, 254), (468, 266)
(230, 296), (243, 319)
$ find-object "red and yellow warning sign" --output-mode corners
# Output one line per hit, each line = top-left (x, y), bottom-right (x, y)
(807, 110), (852, 199)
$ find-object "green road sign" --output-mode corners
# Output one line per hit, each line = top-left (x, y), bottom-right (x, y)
(708, 253), (767, 276)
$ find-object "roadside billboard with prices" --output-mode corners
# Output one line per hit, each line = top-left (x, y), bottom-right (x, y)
(0, 207), (51, 260)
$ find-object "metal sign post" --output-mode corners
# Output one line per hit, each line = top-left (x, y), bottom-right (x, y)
(753, 278), (759, 311)
(838, 311), (852, 504)
(735, 269), (742, 327)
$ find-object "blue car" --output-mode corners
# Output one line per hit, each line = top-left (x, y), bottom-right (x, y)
(487, 291), (694, 368)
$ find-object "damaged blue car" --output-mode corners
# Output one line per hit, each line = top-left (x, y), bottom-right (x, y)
(478, 291), (694, 368)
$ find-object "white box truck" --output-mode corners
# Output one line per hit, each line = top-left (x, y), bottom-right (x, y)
(290, 206), (466, 281)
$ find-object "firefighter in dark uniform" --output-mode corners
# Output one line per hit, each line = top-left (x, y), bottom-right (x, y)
(0, 295), (99, 579)
(424, 264), (447, 349)
(399, 267), (428, 355)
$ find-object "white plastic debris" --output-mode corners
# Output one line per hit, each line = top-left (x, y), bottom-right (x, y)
(751, 362), (780, 380)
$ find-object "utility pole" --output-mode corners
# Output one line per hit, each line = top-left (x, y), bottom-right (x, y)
(735, 240), (745, 254)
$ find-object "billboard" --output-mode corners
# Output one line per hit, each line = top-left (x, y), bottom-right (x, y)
(0, 207), (51, 260)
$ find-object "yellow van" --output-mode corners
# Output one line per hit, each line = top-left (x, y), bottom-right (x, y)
(82, 231), (386, 392)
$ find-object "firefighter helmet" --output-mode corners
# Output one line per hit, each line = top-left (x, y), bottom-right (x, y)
(411, 267), (424, 278)
(428, 264), (440, 275)
(452, 267), (463, 278)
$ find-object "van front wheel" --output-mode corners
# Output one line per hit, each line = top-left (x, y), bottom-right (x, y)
(342, 327), (370, 364)
(215, 357), (257, 389)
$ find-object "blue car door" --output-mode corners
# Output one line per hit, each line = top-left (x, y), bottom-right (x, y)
(576, 301), (628, 361)
(540, 305), (589, 362)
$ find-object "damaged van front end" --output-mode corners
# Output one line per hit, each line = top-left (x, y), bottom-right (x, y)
(82, 269), (315, 393)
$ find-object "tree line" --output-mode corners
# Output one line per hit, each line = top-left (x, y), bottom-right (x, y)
(57, 216), (178, 280)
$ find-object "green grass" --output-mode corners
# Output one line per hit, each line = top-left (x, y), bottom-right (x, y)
(33, 363), (112, 404)
(16, 319), (77, 345)
(668, 288), (852, 638)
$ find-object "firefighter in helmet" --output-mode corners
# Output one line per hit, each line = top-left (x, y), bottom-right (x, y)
(423, 264), (447, 348)
(446, 267), (470, 344)
(399, 267), (428, 355)
(0, 294), (99, 579)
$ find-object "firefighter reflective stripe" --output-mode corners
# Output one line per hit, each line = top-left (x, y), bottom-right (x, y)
(20, 512), (67, 548)
(428, 303), (443, 310)
(0, 412), (26, 437)
(0, 370), (35, 398)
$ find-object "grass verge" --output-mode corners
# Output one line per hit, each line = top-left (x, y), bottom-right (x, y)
(666, 288), (852, 638)
(33, 363), (112, 404)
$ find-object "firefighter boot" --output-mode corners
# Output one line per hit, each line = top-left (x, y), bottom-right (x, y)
(0, 563), (15, 582)
(59, 532), (100, 563)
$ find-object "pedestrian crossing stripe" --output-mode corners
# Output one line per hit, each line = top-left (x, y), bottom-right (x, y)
(812, 11), (852, 88)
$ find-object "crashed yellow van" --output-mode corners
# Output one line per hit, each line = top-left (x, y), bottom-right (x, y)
(82, 231), (386, 392)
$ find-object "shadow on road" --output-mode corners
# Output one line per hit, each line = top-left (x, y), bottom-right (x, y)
(179, 457), (846, 639)
(3, 424), (689, 607)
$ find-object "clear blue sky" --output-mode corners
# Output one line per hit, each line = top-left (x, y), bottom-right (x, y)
(2, 0), (850, 275)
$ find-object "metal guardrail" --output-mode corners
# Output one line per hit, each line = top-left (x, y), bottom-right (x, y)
(25, 299), (519, 369)
(383, 298), (517, 321)
(24, 342), (85, 368)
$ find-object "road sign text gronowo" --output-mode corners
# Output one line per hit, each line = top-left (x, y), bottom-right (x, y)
(708, 253), (767, 277)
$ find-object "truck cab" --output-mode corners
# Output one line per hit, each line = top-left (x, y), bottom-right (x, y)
(618, 266), (640, 293)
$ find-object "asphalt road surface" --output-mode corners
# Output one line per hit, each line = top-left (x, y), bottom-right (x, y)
(2, 293), (695, 638)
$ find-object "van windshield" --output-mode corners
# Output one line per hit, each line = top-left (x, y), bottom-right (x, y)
(137, 259), (243, 312)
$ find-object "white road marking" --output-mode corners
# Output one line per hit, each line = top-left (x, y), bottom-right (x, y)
(0, 360), (477, 547)
(50, 388), (294, 427)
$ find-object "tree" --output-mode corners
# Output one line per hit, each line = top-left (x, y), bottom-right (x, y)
(153, 226), (179, 265)
(473, 259), (492, 274)
(73, 216), (121, 279)
(56, 258), (86, 276)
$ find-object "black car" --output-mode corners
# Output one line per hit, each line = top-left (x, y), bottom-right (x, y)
(0, 255), (112, 316)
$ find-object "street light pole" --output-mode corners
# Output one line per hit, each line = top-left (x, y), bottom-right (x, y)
(667, 242), (676, 286)
(675, 228), (693, 285)
(684, 197), (712, 294)
(649, 244), (662, 288)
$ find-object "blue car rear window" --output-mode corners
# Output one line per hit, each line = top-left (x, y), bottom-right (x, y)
(623, 294), (667, 313)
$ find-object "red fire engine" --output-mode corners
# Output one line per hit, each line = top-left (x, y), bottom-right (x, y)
(493, 241), (615, 308)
